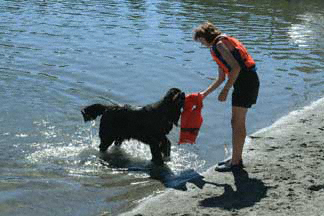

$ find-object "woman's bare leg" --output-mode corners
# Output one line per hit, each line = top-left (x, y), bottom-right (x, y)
(231, 106), (248, 165)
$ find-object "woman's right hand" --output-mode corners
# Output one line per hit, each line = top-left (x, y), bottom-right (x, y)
(218, 88), (229, 102)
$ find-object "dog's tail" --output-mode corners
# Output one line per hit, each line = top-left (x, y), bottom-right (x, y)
(81, 104), (108, 122)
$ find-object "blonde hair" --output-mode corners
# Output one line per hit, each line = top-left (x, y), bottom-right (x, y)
(193, 21), (222, 44)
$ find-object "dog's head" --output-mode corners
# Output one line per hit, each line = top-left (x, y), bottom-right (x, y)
(81, 108), (95, 122)
(81, 104), (106, 122)
(163, 88), (185, 126)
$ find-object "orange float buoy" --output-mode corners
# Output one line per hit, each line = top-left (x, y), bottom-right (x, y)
(178, 93), (203, 144)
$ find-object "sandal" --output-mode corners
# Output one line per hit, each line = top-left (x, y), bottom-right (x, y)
(215, 160), (244, 172)
(217, 157), (232, 166)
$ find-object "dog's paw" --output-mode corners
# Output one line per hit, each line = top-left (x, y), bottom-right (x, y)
(99, 145), (108, 152)
(151, 159), (164, 166)
(162, 156), (171, 162)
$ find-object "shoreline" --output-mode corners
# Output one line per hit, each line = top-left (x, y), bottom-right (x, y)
(120, 97), (324, 216)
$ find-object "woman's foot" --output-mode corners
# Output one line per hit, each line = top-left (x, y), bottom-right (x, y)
(215, 160), (244, 172)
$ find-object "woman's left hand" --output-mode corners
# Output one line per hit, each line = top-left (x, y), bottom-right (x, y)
(218, 88), (229, 102)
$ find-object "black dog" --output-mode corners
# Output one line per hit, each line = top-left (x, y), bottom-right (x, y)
(81, 88), (185, 165)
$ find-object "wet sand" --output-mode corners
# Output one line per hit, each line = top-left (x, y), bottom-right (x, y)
(121, 98), (324, 216)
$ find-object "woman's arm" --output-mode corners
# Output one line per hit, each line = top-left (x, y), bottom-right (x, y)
(216, 42), (241, 101)
(201, 67), (226, 99)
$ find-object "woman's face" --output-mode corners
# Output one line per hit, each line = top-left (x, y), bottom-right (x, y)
(198, 37), (211, 48)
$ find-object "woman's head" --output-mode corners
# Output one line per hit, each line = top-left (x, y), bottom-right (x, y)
(193, 21), (221, 46)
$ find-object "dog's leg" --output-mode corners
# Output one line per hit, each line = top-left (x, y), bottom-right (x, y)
(99, 137), (114, 152)
(114, 138), (123, 147)
(149, 141), (164, 166)
(160, 136), (171, 161)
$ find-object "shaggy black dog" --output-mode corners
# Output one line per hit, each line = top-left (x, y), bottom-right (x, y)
(81, 88), (185, 165)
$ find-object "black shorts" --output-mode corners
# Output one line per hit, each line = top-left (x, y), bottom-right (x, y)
(232, 68), (260, 108)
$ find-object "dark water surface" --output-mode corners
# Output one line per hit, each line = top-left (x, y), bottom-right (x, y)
(1, 0), (324, 215)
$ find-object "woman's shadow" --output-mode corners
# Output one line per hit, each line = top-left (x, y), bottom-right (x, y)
(199, 168), (268, 210)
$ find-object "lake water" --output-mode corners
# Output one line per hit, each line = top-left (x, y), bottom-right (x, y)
(1, 0), (324, 215)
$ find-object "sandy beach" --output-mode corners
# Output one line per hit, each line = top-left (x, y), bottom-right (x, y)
(121, 98), (324, 216)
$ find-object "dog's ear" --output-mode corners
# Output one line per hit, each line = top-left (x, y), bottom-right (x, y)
(179, 92), (185, 107)
(171, 91), (185, 126)
(172, 110), (182, 126)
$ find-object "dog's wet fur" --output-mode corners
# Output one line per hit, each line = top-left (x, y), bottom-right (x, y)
(81, 88), (185, 165)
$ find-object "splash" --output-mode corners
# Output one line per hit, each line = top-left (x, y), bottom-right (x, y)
(26, 119), (206, 178)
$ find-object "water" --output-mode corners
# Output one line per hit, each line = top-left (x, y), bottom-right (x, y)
(1, 0), (324, 215)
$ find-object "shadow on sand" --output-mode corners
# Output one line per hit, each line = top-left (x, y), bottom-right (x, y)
(199, 168), (268, 210)
(99, 146), (267, 209)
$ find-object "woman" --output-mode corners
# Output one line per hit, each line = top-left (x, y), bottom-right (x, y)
(193, 21), (260, 172)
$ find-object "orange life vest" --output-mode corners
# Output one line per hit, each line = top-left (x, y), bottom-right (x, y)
(210, 35), (255, 75)
(178, 93), (203, 144)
